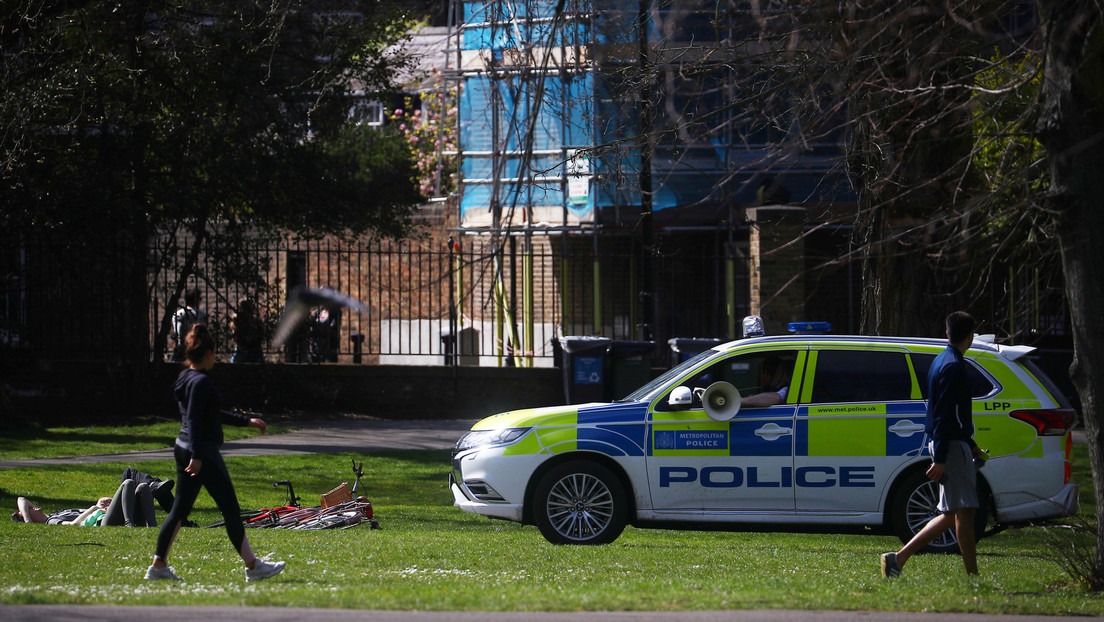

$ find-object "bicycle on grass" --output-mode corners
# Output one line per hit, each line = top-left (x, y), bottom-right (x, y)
(208, 459), (380, 530)
(287, 459), (380, 530)
(207, 479), (301, 528)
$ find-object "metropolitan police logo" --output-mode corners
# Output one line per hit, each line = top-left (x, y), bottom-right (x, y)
(654, 429), (729, 451)
(654, 430), (728, 450)
(654, 431), (676, 450)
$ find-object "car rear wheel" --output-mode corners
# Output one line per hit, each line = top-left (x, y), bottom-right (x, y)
(533, 460), (627, 545)
(890, 468), (990, 554)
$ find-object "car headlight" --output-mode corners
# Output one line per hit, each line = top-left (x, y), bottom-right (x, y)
(455, 427), (531, 452)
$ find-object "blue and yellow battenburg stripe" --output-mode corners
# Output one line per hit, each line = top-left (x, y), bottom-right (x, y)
(495, 393), (1042, 460)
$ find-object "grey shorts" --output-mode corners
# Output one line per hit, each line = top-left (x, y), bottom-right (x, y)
(933, 440), (979, 512)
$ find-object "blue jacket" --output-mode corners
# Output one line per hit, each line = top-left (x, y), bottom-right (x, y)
(926, 344), (978, 463)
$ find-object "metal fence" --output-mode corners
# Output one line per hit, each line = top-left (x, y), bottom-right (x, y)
(143, 229), (756, 368)
(5, 226), (1073, 371)
(2, 226), (865, 366)
(5, 226), (873, 366)
(142, 227), (794, 366)
(149, 232), (537, 366)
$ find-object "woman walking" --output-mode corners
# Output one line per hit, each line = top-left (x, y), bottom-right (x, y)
(145, 324), (285, 582)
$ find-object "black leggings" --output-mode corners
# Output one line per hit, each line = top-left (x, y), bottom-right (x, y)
(155, 445), (245, 558)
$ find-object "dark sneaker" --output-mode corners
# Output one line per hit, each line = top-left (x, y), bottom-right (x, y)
(880, 552), (901, 578)
(152, 479), (175, 513)
(144, 565), (182, 581)
(246, 558), (286, 582)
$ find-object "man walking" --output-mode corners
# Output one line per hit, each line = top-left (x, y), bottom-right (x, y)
(882, 310), (985, 577)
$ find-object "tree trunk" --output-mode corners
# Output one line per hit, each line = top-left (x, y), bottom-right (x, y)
(844, 1), (976, 338)
(1035, 0), (1104, 587)
(859, 220), (940, 337)
(850, 88), (941, 338)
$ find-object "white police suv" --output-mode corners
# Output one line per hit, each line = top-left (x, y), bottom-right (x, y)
(451, 322), (1078, 550)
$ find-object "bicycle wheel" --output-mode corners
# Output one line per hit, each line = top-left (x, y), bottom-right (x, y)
(273, 506), (322, 528)
(207, 509), (264, 528)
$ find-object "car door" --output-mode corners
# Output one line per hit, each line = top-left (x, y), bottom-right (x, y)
(793, 346), (925, 514)
(646, 348), (804, 512)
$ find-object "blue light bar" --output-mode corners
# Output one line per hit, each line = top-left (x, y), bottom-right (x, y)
(788, 321), (832, 334)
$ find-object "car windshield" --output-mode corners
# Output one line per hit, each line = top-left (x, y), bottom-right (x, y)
(620, 348), (722, 403)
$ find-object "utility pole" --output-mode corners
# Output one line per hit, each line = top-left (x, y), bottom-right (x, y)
(637, 0), (654, 343)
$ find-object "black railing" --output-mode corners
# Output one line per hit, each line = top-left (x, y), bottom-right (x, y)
(1, 227), (899, 367)
(146, 232), (574, 366)
(141, 230), (746, 367)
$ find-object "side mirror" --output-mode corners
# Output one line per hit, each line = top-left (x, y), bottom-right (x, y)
(668, 386), (693, 410)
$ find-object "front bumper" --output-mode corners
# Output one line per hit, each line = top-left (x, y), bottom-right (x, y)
(450, 474), (524, 522)
(450, 449), (543, 523)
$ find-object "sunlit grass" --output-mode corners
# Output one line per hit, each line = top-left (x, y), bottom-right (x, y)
(0, 431), (1100, 614)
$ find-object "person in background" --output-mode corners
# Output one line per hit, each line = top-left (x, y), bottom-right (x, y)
(230, 297), (264, 363)
(309, 287), (342, 363)
(171, 289), (207, 362)
(145, 323), (285, 582)
(14, 477), (165, 527)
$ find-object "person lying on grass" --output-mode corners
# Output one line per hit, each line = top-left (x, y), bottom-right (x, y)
(13, 477), (172, 527)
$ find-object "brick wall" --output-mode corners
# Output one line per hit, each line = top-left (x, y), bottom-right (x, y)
(747, 206), (807, 335)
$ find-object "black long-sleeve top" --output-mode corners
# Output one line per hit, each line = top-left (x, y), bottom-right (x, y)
(173, 368), (250, 461)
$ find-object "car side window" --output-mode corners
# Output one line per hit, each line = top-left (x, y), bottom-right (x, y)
(809, 350), (912, 403)
(911, 354), (996, 399)
(656, 350), (799, 411)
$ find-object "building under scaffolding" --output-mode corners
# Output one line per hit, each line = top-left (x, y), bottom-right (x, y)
(440, 0), (858, 366)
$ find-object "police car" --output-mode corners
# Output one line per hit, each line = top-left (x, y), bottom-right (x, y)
(451, 320), (1078, 550)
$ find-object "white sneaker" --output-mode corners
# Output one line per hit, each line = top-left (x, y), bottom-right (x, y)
(144, 565), (182, 581)
(246, 558), (286, 582)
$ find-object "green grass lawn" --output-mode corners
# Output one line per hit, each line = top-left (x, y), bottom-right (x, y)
(0, 436), (1102, 613)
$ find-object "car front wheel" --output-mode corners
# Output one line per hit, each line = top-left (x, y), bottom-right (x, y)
(533, 460), (627, 545)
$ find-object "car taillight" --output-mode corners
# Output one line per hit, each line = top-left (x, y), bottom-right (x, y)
(1010, 408), (1077, 436)
(1065, 431), (1074, 484)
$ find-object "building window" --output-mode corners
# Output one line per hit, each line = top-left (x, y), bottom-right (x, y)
(349, 98), (384, 127)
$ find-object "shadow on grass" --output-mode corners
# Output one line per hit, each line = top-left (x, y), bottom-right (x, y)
(0, 420), (280, 458)
(1, 485), (99, 515)
(0, 428), (175, 446)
